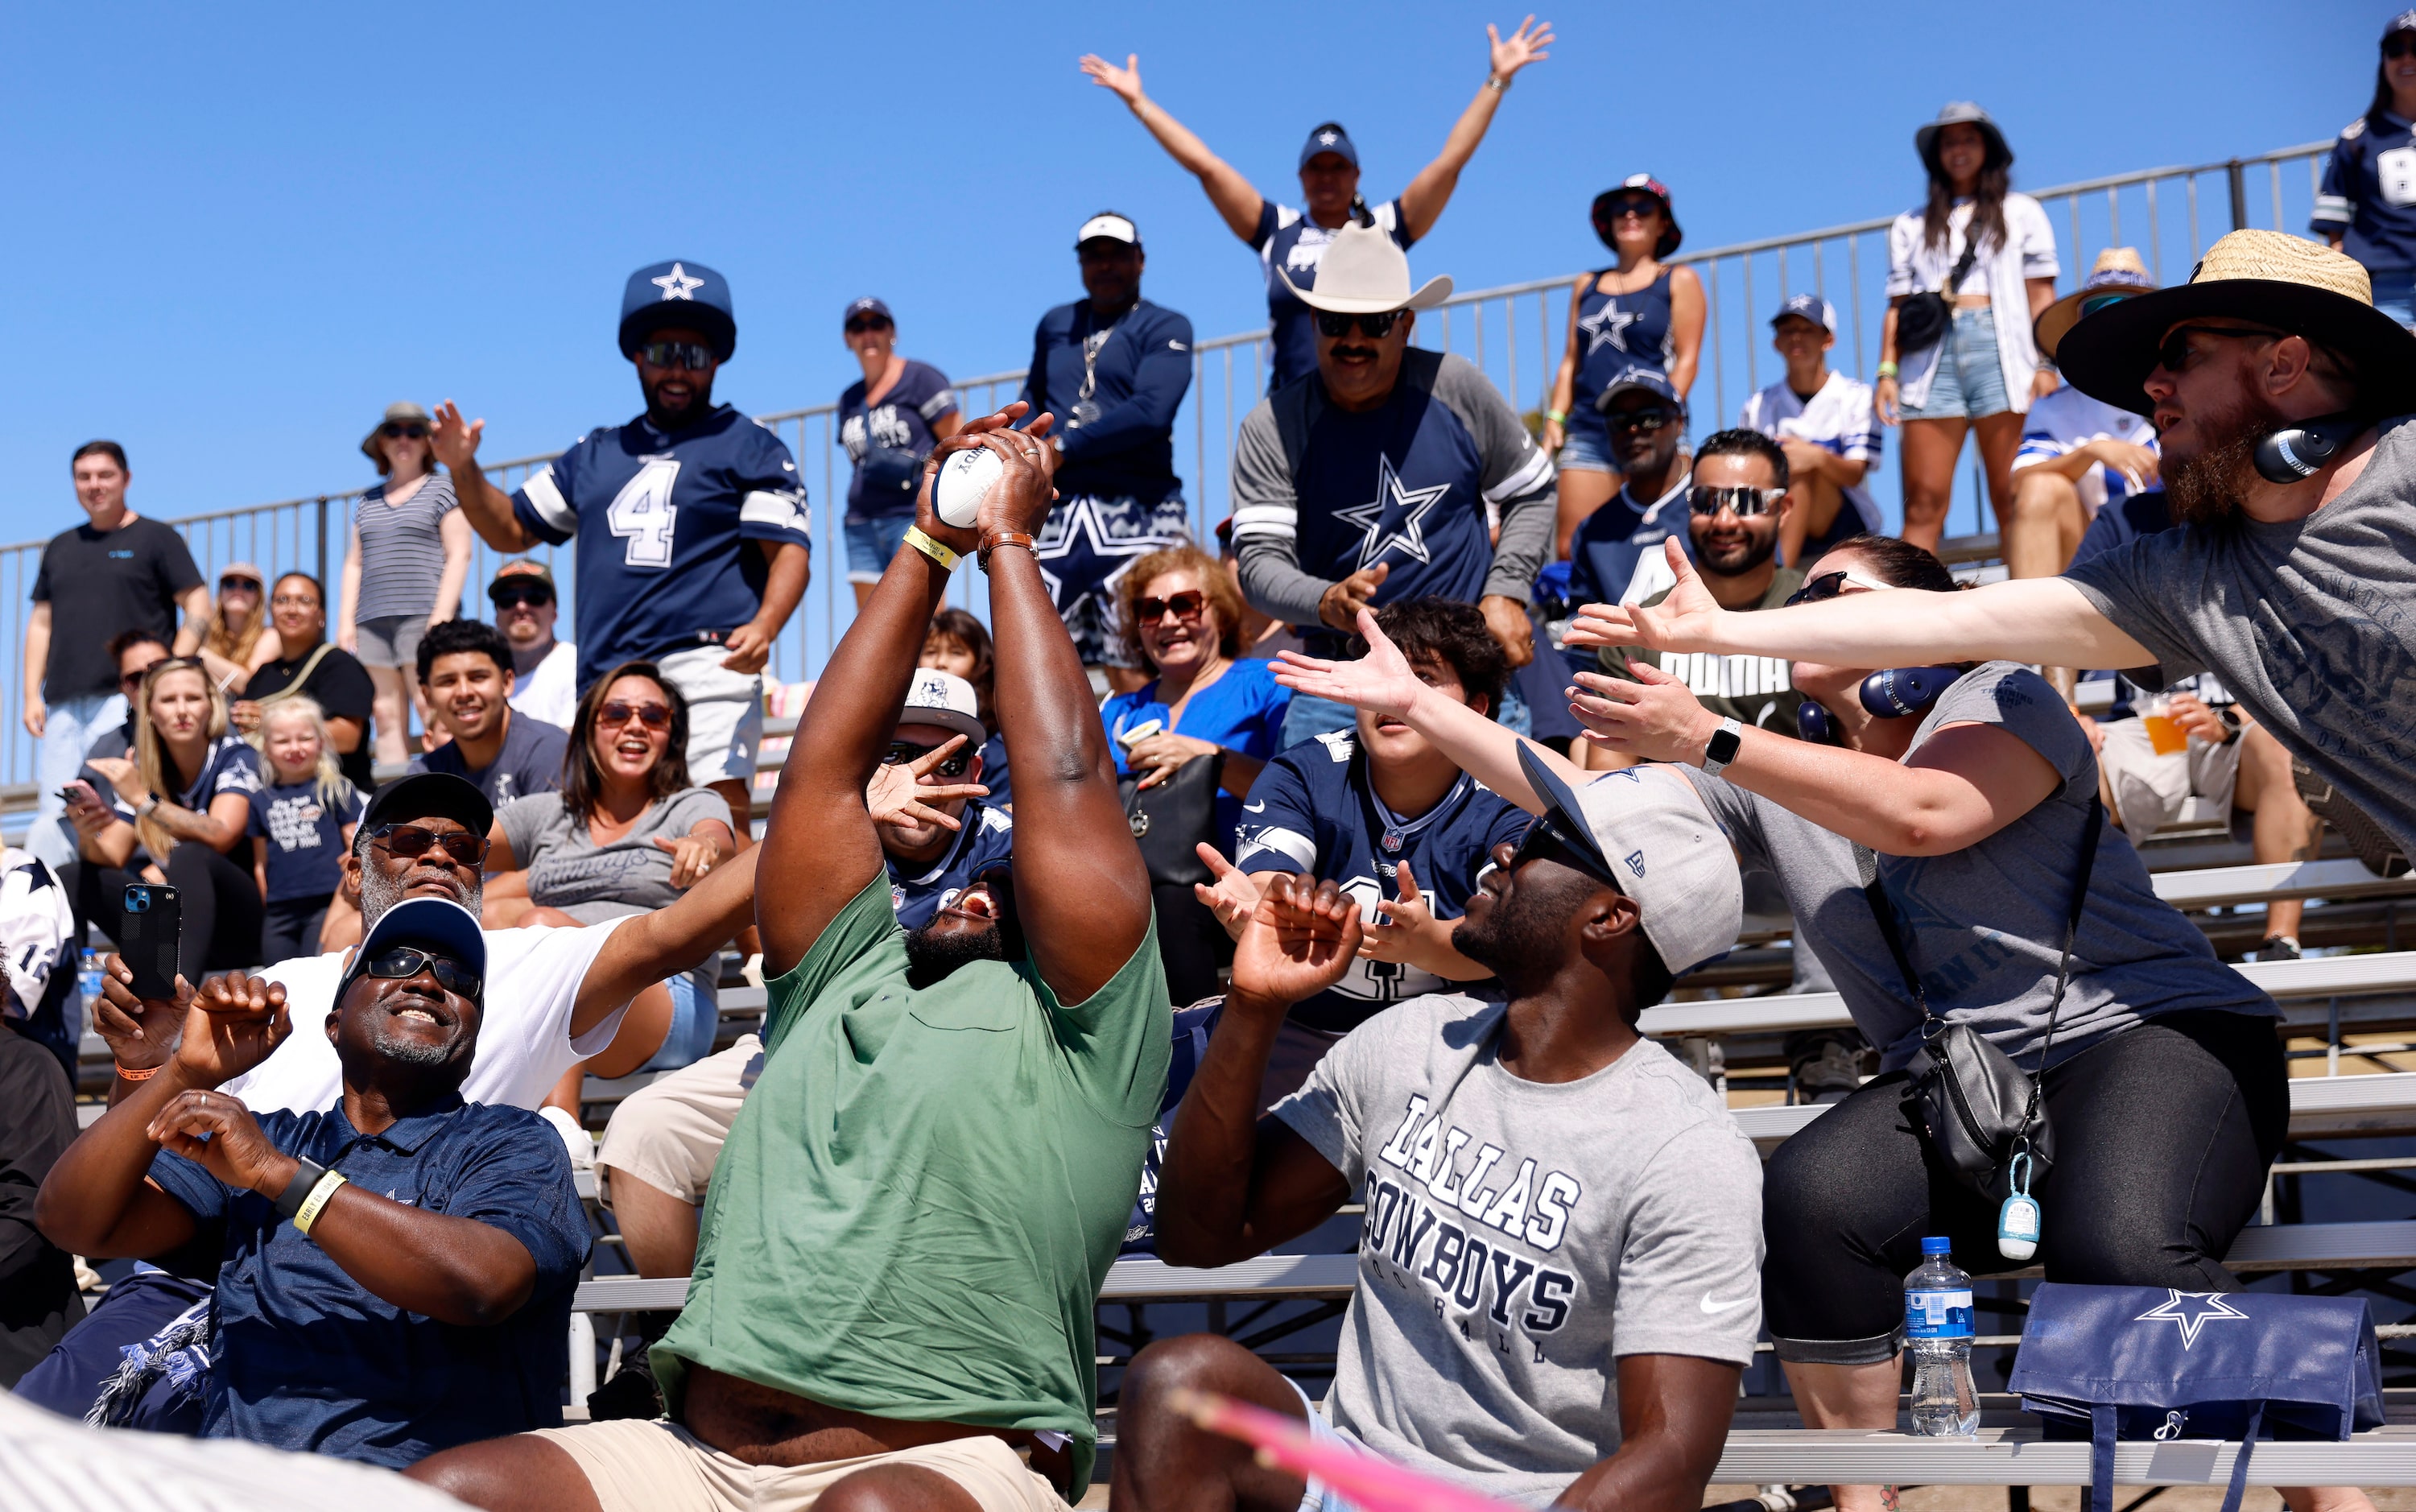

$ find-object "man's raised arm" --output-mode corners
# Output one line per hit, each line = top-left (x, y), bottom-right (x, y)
(429, 401), (542, 553)
(1567, 538), (2155, 671)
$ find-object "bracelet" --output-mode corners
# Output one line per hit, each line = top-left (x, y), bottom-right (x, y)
(114, 1061), (161, 1082)
(902, 526), (961, 572)
(135, 796), (159, 820)
(292, 1169), (349, 1238)
(1543, 408), (1568, 424)
(273, 1157), (328, 1221)
(979, 531), (1039, 572)
(1875, 361), (1899, 378)
(1484, 73), (1510, 92)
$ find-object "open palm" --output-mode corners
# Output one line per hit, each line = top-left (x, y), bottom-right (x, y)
(1488, 15), (1555, 77)
(1079, 52), (1144, 104)
(1272, 609), (1426, 719)
(1563, 538), (1727, 655)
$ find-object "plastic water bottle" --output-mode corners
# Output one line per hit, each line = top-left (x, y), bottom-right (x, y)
(78, 948), (105, 1010)
(1905, 1237), (1979, 1437)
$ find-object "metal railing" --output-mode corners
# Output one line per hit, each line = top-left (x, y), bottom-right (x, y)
(0, 139), (2333, 799)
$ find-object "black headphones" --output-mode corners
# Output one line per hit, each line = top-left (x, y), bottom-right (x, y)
(1798, 666), (1965, 744)
(2253, 412), (2366, 484)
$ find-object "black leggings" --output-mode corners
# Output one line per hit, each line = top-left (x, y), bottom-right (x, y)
(1761, 1009), (2288, 1364)
(70, 844), (266, 982)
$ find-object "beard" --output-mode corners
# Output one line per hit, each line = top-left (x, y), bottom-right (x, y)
(1451, 875), (1582, 996)
(902, 918), (1007, 988)
(1698, 527), (1778, 577)
(358, 861), (482, 934)
(2162, 390), (2286, 527)
(369, 1014), (460, 1067)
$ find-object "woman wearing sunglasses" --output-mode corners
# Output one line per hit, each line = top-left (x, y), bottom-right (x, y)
(1543, 174), (1705, 558)
(337, 402), (473, 769)
(194, 562), (283, 696)
(484, 663), (736, 1112)
(2312, 15), (2416, 330)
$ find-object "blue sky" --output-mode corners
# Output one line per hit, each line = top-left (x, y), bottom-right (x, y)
(0, 0), (2380, 545)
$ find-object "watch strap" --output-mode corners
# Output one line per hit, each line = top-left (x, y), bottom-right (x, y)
(1701, 717), (1745, 776)
(274, 1157), (328, 1220)
(979, 531), (1039, 571)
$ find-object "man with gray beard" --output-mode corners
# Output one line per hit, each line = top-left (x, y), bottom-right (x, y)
(1566, 230), (2416, 859)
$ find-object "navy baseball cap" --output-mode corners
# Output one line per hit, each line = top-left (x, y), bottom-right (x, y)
(619, 259), (737, 361)
(2387, 8), (2416, 38)
(844, 297), (894, 326)
(357, 770), (493, 849)
(1594, 366), (1688, 419)
(1299, 122), (1358, 170)
(334, 895), (487, 1012)
(1772, 294), (1839, 333)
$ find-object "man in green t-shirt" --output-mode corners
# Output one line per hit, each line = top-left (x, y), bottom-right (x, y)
(413, 406), (1171, 1512)
(1584, 429), (1807, 770)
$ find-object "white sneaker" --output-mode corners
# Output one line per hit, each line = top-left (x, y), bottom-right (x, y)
(539, 1104), (597, 1175)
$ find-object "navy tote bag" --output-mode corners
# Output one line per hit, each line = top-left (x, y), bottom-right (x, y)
(2009, 1283), (2384, 1512)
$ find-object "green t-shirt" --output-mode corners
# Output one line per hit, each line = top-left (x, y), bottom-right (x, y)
(1596, 565), (1807, 734)
(655, 875), (1170, 1495)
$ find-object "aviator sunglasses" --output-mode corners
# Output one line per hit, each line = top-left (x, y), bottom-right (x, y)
(1315, 309), (1406, 341)
(361, 946), (483, 1004)
(599, 700), (673, 730)
(1137, 590), (1207, 623)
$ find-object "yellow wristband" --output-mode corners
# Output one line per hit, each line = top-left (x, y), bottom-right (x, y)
(903, 526), (961, 572)
(292, 1169), (348, 1237)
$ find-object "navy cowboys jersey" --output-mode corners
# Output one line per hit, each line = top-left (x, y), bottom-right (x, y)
(511, 403), (812, 689)
(2315, 113), (2416, 273)
(1236, 731), (1532, 1032)
(887, 799), (1014, 931)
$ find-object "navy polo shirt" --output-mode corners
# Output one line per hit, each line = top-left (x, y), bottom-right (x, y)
(146, 1093), (588, 1468)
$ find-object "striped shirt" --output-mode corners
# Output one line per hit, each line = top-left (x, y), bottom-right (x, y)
(352, 475), (459, 622)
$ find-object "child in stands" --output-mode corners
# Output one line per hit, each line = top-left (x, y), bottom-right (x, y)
(246, 697), (363, 962)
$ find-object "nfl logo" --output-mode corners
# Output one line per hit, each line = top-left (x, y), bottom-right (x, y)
(1381, 832), (1402, 853)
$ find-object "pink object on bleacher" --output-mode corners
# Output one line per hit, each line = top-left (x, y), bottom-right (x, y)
(1170, 1389), (1522, 1512)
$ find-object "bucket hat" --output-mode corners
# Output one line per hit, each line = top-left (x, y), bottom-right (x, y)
(360, 402), (432, 464)
(1915, 102), (2013, 174)
(1591, 174), (1682, 258)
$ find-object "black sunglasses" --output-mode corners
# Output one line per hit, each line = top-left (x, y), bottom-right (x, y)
(218, 574), (261, 593)
(599, 700), (672, 730)
(366, 823), (489, 868)
(2152, 324), (2280, 375)
(883, 740), (973, 779)
(379, 422), (430, 440)
(1689, 485), (1786, 518)
(844, 316), (893, 335)
(1600, 195), (1662, 220)
(1605, 407), (1680, 433)
(119, 657), (167, 690)
(361, 946), (482, 1004)
(1315, 309), (1406, 341)
(637, 340), (716, 371)
(1137, 590), (1206, 623)
(490, 584), (553, 609)
(2388, 33), (2416, 56)
(1510, 818), (1625, 894)
(1782, 568), (1894, 607)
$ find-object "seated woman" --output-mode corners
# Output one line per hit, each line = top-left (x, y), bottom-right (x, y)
(919, 606), (1010, 809)
(63, 658), (265, 981)
(483, 663), (735, 1129)
(1278, 535), (2296, 1512)
(1098, 543), (1293, 1002)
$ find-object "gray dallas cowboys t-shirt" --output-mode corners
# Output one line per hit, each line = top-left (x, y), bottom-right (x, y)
(2062, 414), (2416, 853)
(1684, 662), (2274, 1073)
(1274, 994), (1763, 1506)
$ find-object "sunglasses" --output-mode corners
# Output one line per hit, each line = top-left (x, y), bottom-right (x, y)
(883, 740), (973, 779)
(844, 316), (893, 335)
(1510, 818), (1625, 894)
(599, 700), (672, 730)
(637, 340), (716, 371)
(378, 422), (430, 440)
(1689, 485), (1786, 518)
(361, 946), (482, 1004)
(2388, 33), (2416, 56)
(2152, 324), (2281, 376)
(1783, 568), (1897, 607)
(1605, 407), (1680, 433)
(119, 658), (167, 690)
(366, 823), (489, 868)
(1137, 590), (1207, 623)
(1600, 196), (1662, 221)
(490, 585), (553, 609)
(1315, 309), (1406, 340)
(218, 575), (261, 593)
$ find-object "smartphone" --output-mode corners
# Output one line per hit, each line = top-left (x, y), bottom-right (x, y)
(118, 883), (184, 1002)
(1117, 717), (1165, 749)
(58, 779), (98, 808)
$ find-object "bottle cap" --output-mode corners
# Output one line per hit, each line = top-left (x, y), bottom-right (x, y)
(1921, 1236), (1952, 1255)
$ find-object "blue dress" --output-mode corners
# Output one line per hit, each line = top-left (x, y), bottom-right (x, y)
(1100, 657), (1295, 845)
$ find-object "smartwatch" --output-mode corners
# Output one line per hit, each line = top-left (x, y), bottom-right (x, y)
(274, 1158), (329, 1221)
(1701, 717), (1744, 776)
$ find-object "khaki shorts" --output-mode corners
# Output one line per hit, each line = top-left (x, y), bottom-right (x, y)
(2100, 716), (2243, 835)
(597, 1034), (759, 1208)
(659, 643), (766, 787)
(526, 1419), (1070, 1512)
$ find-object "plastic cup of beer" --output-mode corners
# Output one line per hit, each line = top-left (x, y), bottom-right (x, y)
(2141, 692), (2188, 755)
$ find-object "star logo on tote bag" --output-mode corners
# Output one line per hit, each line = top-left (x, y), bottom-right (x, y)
(2133, 1290), (2249, 1349)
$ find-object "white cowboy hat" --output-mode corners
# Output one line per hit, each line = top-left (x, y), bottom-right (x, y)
(1277, 221), (1452, 315)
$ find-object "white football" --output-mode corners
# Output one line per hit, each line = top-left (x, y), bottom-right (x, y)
(932, 446), (1003, 528)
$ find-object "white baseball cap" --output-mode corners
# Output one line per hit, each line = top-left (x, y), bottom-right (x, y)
(1076, 212), (1141, 249)
(1516, 747), (1741, 977)
(896, 668), (986, 746)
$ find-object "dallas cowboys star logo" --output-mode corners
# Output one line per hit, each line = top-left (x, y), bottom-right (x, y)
(652, 262), (704, 301)
(1334, 455), (1452, 572)
(1579, 304), (1642, 357)
(2133, 1290), (2249, 1349)
(1034, 495), (1180, 610)
(1317, 130), (1340, 147)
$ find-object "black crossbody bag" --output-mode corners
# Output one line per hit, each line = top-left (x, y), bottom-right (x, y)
(1858, 795), (2103, 1204)
(1894, 238), (1983, 360)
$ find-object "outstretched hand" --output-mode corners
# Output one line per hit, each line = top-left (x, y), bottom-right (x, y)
(1273, 607), (1426, 720)
(651, 832), (724, 889)
(865, 733), (989, 831)
(1080, 52), (1144, 104)
(1566, 663), (1720, 764)
(1487, 14), (1555, 77)
(1361, 859), (1436, 964)
(1192, 843), (1268, 941)
(1563, 538), (1727, 655)
(172, 973), (292, 1089)
(1229, 873), (1363, 1013)
(428, 400), (485, 473)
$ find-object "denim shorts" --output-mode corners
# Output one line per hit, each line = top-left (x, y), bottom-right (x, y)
(1554, 423), (1614, 473)
(843, 514), (917, 585)
(1902, 307), (2011, 420)
(640, 969), (721, 1073)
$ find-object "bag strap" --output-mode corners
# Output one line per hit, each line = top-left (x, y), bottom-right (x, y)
(254, 642), (336, 704)
(2218, 1403), (2263, 1512)
(2017, 794), (2105, 1127)
(2090, 1404), (2117, 1512)
(1939, 237), (1982, 300)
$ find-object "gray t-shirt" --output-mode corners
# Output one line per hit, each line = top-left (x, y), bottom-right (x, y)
(408, 710), (569, 808)
(2063, 415), (2416, 853)
(495, 786), (733, 924)
(1274, 994), (1763, 1507)
(1688, 662), (2274, 1072)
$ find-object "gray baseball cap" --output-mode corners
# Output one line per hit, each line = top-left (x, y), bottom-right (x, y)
(1516, 746), (1741, 977)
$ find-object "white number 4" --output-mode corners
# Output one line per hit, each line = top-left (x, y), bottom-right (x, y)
(607, 459), (682, 568)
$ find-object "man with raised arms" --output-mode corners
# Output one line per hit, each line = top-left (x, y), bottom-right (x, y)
(413, 406), (1170, 1512)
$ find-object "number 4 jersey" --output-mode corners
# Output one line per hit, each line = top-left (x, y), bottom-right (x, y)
(512, 403), (812, 689)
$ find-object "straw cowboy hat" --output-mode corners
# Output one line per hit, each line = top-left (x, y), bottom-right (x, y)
(1277, 221), (1452, 314)
(2034, 247), (2158, 361)
(2058, 229), (2416, 417)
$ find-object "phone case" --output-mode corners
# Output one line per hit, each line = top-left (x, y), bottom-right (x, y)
(119, 885), (184, 1002)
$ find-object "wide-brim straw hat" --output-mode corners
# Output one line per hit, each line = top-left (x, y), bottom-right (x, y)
(1277, 221), (1452, 315)
(2059, 229), (2416, 417)
(361, 401), (433, 463)
(2034, 247), (2159, 361)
